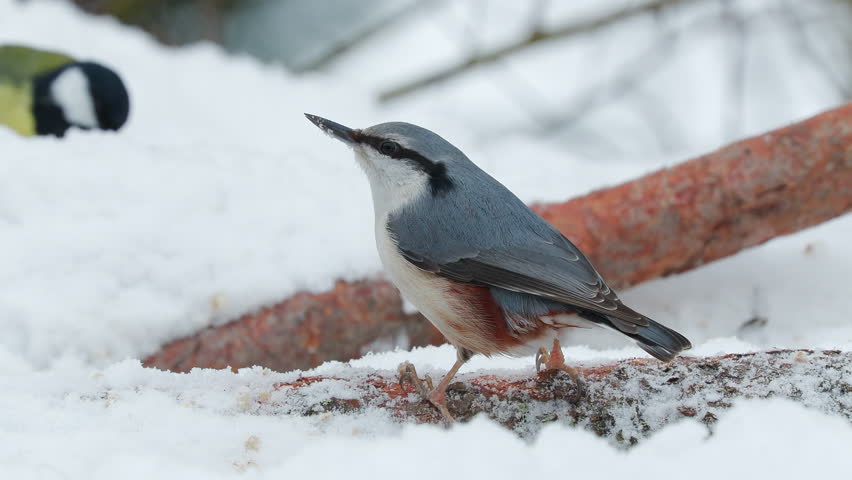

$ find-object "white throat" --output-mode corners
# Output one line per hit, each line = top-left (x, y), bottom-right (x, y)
(51, 66), (99, 129)
(353, 148), (429, 221)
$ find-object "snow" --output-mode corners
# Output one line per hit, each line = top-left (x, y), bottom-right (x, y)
(0, 0), (851, 477)
(0, 0), (849, 367)
(1, 353), (850, 479)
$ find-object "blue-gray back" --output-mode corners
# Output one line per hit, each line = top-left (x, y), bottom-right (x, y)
(370, 123), (701, 357)
(385, 147), (646, 324)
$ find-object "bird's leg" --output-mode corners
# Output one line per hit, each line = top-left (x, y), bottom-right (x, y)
(425, 356), (465, 425)
(535, 346), (550, 372)
(536, 338), (582, 386)
(396, 355), (466, 425)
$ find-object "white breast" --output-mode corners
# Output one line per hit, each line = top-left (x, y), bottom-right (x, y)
(374, 214), (469, 345)
(356, 149), (492, 351)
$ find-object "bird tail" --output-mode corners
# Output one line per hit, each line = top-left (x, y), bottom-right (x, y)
(627, 316), (692, 362)
(578, 310), (692, 362)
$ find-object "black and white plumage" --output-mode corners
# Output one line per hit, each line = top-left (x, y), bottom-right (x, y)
(0, 45), (129, 137)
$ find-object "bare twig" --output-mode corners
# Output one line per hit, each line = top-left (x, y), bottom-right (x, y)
(378, 0), (698, 102)
(779, 0), (851, 99)
(479, 12), (727, 141)
(294, 0), (433, 72)
(425, 1), (558, 131)
(537, 25), (683, 135)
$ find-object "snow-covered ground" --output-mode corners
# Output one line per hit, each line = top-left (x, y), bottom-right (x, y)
(2, 348), (851, 479)
(0, 1), (850, 477)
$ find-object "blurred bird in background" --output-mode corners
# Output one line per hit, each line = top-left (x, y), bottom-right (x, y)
(0, 45), (129, 137)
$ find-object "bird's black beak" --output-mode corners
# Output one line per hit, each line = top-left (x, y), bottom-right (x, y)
(304, 114), (358, 146)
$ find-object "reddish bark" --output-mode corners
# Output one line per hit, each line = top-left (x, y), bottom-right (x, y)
(146, 279), (444, 373)
(532, 104), (852, 287)
(145, 104), (852, 373)
(253, 349), (852, 442)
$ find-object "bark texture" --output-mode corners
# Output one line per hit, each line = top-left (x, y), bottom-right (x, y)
(145, 104), (852, 373)
(146, 280), (444, 372)
(532, 103), (852, 287)
(254, 349), (852, 443)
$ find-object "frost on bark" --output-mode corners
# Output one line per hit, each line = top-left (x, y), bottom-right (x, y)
(145, 104), (852, 373)
(258, 350), (852, 444)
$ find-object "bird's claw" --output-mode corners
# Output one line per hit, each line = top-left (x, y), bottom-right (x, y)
(397, 361), (433, 397)
(397, 361), (455, 425)
(535, 346), (550, 372)
(428, 389), (454, 425)
(536, 340), (584, 395)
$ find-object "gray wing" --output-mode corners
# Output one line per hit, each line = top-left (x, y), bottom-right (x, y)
(397, 237), (649, 333)
(386, 164), (650, 332)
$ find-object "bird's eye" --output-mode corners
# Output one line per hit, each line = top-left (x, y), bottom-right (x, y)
(379, 141), (400, 155)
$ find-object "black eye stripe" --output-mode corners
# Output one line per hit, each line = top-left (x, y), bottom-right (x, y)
(360, 134), (424, 163)
(358, 133), (454, 195)
(380, 141), (399, 155)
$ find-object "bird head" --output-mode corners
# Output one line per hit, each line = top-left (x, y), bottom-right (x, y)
(33, 61), (129, 136)
(305, 114), (474, 215)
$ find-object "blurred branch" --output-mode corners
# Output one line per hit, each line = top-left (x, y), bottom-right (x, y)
(536, 24), (684, 135)
(378, 0), (699, 102)
(426, 1), (560, 132)
(484, 11), (731, 141)
(780, 0), (851, 100)
(295, 0), (433, 73)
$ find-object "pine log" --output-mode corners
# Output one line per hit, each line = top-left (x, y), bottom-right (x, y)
(255, 349), (852, 444)
(144, 104), (852, 373)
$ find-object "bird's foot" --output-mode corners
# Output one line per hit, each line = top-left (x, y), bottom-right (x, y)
(396, 360), (459, 425)
(536, 339), (584, 391)
(535, 346), (550, 372)
(397, 361), (433, 397)
(427, 388), (454, 425)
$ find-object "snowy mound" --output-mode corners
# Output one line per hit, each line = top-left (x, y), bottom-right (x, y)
(1, 0), (850, 369)
(0, 1), (851, 477)
(1, 348), (850, 479)
(0, 0), (383, 366)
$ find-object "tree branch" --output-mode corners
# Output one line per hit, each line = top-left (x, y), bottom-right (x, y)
(144, 103), (852, 373)
(258, 349), (852, 443)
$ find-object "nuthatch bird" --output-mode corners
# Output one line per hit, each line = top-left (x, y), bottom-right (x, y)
(305, 114), (692, 422)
